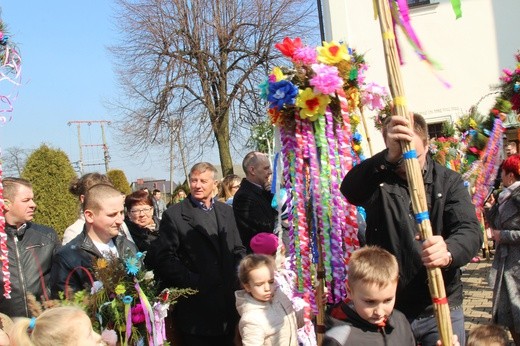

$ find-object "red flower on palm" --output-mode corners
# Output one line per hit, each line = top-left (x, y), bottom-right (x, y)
(275, 37), (303, 59)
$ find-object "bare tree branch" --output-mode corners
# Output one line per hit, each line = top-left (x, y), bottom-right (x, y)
(109, 0), (319, 176)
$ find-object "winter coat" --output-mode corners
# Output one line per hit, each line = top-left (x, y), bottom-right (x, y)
(233, 179), (278, 253)
(151, 197), (246, 336)
(324, 300), (415, 346)
(341, 150), (482, 319)
(50, 228), (138, 297)
(235, 286), (304, 346)
(124, 217), (159, 253)
(0, 223), (59, 317)
(486, 184), (520, 330)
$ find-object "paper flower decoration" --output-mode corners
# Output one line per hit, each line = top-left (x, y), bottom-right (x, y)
(296, 87), (330, 121)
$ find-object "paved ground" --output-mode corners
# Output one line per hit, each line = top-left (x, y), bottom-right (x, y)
(461, 255), (515, 344)
(462, 258), (493, 332)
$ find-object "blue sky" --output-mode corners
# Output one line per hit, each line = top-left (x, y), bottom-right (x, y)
(0, 1), (173, 182)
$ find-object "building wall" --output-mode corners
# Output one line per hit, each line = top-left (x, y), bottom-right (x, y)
(322, 0), (520, 154)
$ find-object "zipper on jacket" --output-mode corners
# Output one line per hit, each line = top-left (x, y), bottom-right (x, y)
(25, 243), (44, 250)
(13, 235), (30, 317)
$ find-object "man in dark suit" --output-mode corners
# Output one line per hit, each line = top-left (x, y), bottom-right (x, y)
(233, 151), (278, 253)
(152, 162), (246, 346)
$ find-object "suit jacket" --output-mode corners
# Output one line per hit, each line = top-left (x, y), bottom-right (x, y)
(233, 178), (278, 252)
(152, 196), (246, 336)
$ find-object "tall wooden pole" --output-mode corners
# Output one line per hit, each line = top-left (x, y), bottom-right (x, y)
(375, 1), (453, 345)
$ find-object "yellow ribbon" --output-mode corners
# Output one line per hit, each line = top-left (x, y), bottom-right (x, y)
(394, 96), (407, 106)
(383, 31), (395, 40)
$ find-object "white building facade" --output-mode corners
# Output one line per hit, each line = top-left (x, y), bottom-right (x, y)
(322, 0), (520, 153)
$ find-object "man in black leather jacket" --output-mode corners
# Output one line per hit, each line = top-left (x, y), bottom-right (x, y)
(0, 178), (59, 317)
(341, 114), (482, 346)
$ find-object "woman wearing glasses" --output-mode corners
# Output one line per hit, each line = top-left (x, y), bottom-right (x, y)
(124, 189), (159, 254)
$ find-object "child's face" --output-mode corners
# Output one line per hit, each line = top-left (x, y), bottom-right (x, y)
(75, 313), (102, 346)
(244, 264), (275, 302)
(85, 195), (125, 243)
(0, 329), (8, 346)
(349, 280), (397, 325)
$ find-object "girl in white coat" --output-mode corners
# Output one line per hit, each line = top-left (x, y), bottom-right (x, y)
(236, 254), (304, 346)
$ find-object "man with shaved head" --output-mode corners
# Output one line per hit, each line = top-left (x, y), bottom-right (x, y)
(51, 184), (138, 296)
(233, 151), (278, 253)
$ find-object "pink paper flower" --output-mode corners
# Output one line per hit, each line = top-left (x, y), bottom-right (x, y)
(361, 83), (388, 111)
(131, 303), (146, 324)
(293, 47), (317, 65)
(309, 63), (343, 95)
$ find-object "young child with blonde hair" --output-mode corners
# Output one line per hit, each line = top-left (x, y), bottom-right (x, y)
(9, 306), (101, 345)
(324, 246), (415, 345)
(236, 254), (304, 345)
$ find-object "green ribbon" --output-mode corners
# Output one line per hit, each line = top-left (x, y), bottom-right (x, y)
(451, 0), (462, 19)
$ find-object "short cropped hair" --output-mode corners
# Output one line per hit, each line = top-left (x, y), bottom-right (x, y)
(125, 189), (154, 210)
(382, 113), (428, 146)
(189, 162), (217, 180)
(242, 151), (267, 176)
(466, 324), (508, 346)
(237, 254), (275, 286)
(83, 184), (123, 212)
(348, 246), (399, 289)
(3, 177), (32, 201)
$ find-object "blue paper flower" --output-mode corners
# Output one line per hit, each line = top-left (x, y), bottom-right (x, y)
(125, 257), (140, 276)
(122, 295), (133, 305)
(267, 80), (298, 110)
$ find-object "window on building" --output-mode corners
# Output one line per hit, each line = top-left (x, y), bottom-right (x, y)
(407, 0), (431, 7)
(427, 122), (444, 139)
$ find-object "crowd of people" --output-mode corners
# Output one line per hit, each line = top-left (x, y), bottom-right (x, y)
(0, 114), (517, 345)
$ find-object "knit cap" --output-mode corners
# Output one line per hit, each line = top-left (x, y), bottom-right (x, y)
(250, 232), (278, 255)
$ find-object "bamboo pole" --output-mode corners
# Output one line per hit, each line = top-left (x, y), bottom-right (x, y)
(375, 1), (453, 345)
(359, 107), (375, 157)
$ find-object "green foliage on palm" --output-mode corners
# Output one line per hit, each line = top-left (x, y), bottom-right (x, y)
(440, 121), (455, 137)
(21, 144), (78, 238)
(107, 169), (131, 195)
(248, 119), (274, 154)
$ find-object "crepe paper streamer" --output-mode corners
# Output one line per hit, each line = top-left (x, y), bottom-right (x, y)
(281, 125), (300, 281)
(324, 110), (347, 301)
(314, 117), (333, 289)
(450, 0), (462, 19)
(294, 119), (312, 295)
(135, 280), (156, 345)
(0, 163), (9, 299)
(303, 120), (322, 265)
(153, 303), (169, 345)
(124, 299), (132, 345)
(471, 118), (504, 213)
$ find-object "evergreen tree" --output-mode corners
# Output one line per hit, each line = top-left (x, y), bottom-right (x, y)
(21, 144), (78, 238)
(107, 169), (131, 195)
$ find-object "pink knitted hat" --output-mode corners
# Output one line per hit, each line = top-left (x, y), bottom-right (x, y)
(250, 233), (278, 255)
